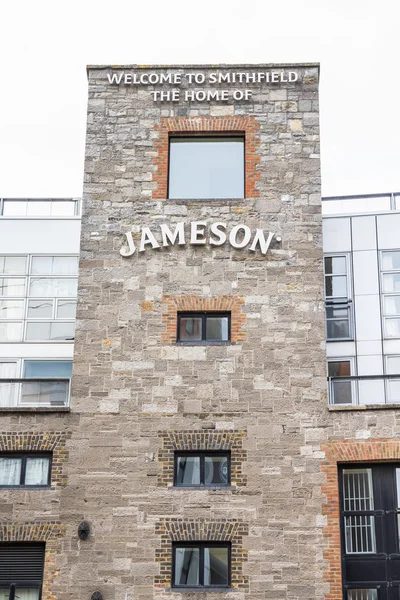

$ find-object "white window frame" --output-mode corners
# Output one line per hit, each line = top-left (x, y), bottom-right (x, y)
(380, 250), (400, 339)
(0, 254), (78, 343)
(328, 357), (357, 405)
(324, 253), (354, 341)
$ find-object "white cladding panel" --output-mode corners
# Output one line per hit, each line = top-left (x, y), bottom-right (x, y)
(0, 344), (74, 359)
(357, 354), (384, 376)
(377, 214), (400, 249)
(0, 219), (81, 254)
(354, 294), (382, 341)
(353, 251), (379, 296)
(322, 218), (351, 253)
(358, 379), (385, 405)
(351, 216), (377, 251)
(326, 342), (356, 358)
(357, 341), (384, 356)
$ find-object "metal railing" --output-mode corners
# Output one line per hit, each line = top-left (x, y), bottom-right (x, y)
(0, 198), (81, 217)
(328, 374), (400, 406)
(0, 378), (70, 408)
(322, 192), (400, 216)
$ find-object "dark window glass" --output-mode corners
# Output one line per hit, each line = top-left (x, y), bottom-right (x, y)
(177, 313), (230, 343)
(173, 543), (230, 588)
(326, 304), (351, 339)
(0, 543), (45, 599)
(168, 137), (244, 200)
(328, 361), (353, 405)
(0, 454), (51, 487)
(175, 452), (230, 487)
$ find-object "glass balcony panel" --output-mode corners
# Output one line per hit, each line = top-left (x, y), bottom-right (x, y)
(19, 381), (69, 406)
(51, 201), (76, 216)
(26, 201), (51, 216)
(2, 201), (27, 216)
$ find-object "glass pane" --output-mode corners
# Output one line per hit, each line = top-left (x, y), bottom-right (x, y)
(51, 201), (76, 216)
(384, 296), (400, 316)
(57, 300), (77, 319)
(382, 251), (400, 271)
(385, 318), (400, 338)
(25, 457), (50, 485)
(179, 317), (202, 342)
(174, 547), (200, 586)
(0, 278), (25, 296)
(0, 256), (26, 274)
(24, 360), (73, 378)
(204, 546), (229, 586)
(0, 457), (22, 485)
(328, 362), (351, 377)
(25, 322), (51, 340)
(343, 469), (374, 511)
(0, 588), (9, 600)
(31, 256), (78, 275)
(0, 300), (24, 318)
(206, 317), (229, 341)
(27, 299), (53, 318)
(387, 380), (400, 403)
(169, 137), (244, 200)
(204, 455), (229, 485)
(29, 278), (77, 297)
(2, 200), (27, 215)
(331, 380), (353, 404)
(347, 590), (378, 600)
(325, 275), (347, 297)
(326, 306), (349, 319)
(26, 201), (51, 216)
(20, 381), (69, 406)
(383, 273), (400, 293)
(326, 320), (350, 339)
(0, 322), (23, 342)
(50, 322), (75, 340)
(324, 256), (346, 275)
(0, 362), (17, 407)
(344, 515), (376, 553)
(176, 456), (200, 485)
(15, 588), (40, 600)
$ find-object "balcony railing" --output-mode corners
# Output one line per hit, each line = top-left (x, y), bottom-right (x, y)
(328, 374), (400, 406)
(322, 192), (400, 216)
(0, 378), (70, 408)
(0, 198), (81, 217)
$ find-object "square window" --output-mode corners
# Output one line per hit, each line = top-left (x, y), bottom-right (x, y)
(175, 452), (230, 487)
(173, 543), (230, 588)
(177, 313), (230, 343)
(168, 136), (244, 200)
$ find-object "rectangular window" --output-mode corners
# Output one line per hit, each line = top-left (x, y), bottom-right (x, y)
(168, 136), (245, 200)
(324, 255), (353, 340)
(347, 591), (378, 600)
(328, 360), (354, 404)
(173, 543), (230, 588)
(0, 543), (45, 599)
(177, 312), (230, 343)
(175, 452), (230, 487)
(0, 255), (78, 342)
(381, 251), (400, 338)
(0, 454), (51, 487)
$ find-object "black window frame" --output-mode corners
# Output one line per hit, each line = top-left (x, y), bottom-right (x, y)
(174, 451), (231, 488)
(167, 133), (246, 201)
(177, 312), (231, 344)
(324, 254), (354, 342)
(172, 541), (231, 589)
(0, 452), (52, 488)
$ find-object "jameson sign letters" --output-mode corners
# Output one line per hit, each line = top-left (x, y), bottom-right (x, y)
(120, 221), (280, 257)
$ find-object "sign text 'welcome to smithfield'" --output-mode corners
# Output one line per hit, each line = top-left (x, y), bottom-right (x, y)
(107, 70), (300, 102)
(120, 222), (280, 257)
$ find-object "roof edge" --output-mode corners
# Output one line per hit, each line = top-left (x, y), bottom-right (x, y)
(86, 62), (320, 74)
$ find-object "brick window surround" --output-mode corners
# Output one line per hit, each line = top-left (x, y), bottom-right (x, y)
(0, 521), (65, 600)
(162, 295), (246, 344)
(153, 116), (260, 199)
(157, 429), (247, 487)
(155, 518), (249, 591)
(0, 432), (69, 488)
(321, 439), (400, 600)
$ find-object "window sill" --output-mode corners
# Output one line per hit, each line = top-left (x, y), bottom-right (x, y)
(167, 198), (245, 203)
(0, 406), (70, 413)
(176, 342), (233, 346)
(329, 403), (400, 411)
(168, 485), (236, 491)
(168, 588), (236, 593)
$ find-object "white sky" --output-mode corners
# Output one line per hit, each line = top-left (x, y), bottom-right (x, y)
(0, 0), (399, 198)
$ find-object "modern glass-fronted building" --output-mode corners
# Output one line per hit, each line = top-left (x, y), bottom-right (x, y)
(0, 63), (400, 600)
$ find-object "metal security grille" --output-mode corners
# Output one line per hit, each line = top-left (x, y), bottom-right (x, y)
(343, 469), (376, 553)
(0, 543), (45, 583)
(348, 590), (378, 600)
